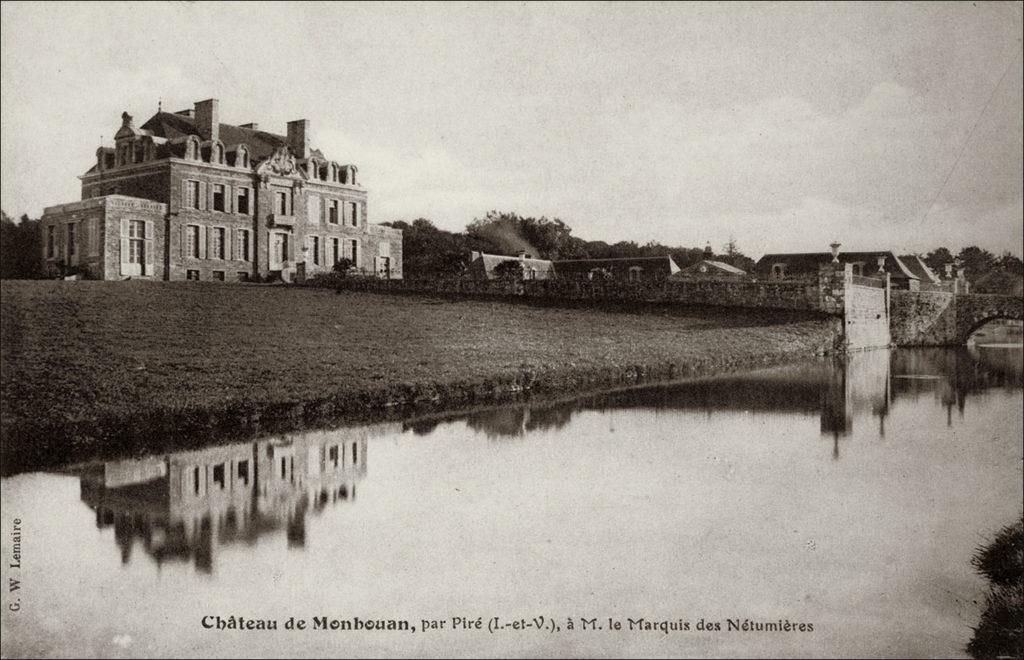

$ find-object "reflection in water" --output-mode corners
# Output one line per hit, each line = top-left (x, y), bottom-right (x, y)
(79, 432), (370, 572)
(76, 347), (1022, 574)
(411, 347), (1023, 459)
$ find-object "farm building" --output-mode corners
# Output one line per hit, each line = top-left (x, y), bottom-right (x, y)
(755, 251), (923, 289)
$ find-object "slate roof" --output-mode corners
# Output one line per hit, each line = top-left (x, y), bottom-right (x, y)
(755, 252), (918, 280)
(681, 259), (747, 275)
(552, 256), (681, 278)
(898, 254), (941, 284)
(140, 111), (288, 160)
(469, 252), (556, 280)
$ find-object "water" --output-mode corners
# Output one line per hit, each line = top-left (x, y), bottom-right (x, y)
(1, 347), (1021, 658)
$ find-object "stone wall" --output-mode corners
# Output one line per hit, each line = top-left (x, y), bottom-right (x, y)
(890, 290), (956, 345)
(321, 273), (826, 312)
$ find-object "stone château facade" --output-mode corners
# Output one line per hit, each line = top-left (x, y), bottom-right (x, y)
(40, 98), (402, 282)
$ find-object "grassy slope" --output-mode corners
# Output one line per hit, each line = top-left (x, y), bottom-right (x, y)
(1, 281), (835, 461)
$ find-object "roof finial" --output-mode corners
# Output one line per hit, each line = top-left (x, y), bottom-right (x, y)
(158, 97), (162, 113)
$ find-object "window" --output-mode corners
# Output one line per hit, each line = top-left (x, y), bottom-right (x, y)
(212, 227), (225, 259)
(236, 188), (250, 215)
(67, 223), (77, 258)
(88, 218), (99, 256)
(238, 460), (249, 486)
(212, 464), (225, 489)
(347, 239), (358, 267)
(127, 220), (144, 266)
(329, 238), (339, 266)
(329, 445), (339, 467)
(348, 202), (359, 227)
(236, 229), (251, 262)
(212, 270), (225, 281)
(46, 226), (55, 259)
(274, 189), (290, 216)
(328, 200), (339, 224)
(352, 442), (358, 465)
(851, 262), (864, 277)
(186, 180), (201, 210)
(212, 184), (225, 212)
(104, 153), (115, 169)
(378, 241), (390, 258)
(628, 266), (642, 282)
(311, 236), (320, 265)
(133, 141), (145, 163)
(214, 144), (224, 164)
(187, 225), (201, 258)
(772, 263), (787, 279)
(193, 467), (200, 495)
(237, 272), (249, 282)
(187, 269), (200, 280)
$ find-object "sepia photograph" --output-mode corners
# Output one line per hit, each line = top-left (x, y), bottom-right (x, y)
(1, 1), (1021, 658)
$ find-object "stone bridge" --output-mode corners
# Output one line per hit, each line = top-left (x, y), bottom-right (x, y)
(891, 291), (1023, 346)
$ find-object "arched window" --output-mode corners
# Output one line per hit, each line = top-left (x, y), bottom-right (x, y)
(772, 263), (787, 279)
(214, 143), (224, 164)
(851, 262), (864, 277)
(628, 266), (643, 282)
(186, 136), (200, 160)
(133, 140), (146, 163)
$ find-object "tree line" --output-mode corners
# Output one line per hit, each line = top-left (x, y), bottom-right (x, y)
(382, 210), (757, 278)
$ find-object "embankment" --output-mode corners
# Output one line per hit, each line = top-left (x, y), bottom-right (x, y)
(0, 280), (841, 474)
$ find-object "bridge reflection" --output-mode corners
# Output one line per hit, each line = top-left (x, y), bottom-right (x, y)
(79, 427), (392, 573)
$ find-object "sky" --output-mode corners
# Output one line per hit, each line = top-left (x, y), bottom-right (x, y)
(1, 1), (1021, 258)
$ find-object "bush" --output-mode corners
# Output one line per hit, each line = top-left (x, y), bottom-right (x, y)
(968, 515), (1024, 659)
(973, 517), (1024, 588)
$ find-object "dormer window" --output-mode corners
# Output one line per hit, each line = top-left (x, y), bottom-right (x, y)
(771, 263), (787, 279)
(213, 143), (224, 164)
(186, 136), (201, 160)
(133, 140), (146, 163)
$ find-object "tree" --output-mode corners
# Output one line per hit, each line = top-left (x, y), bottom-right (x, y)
(0, 211), (42, 279)
(957, 246), (998, 283)
(492, 259), (524, 280)
(923, 247), (955, 276)
(466, 211), (588, 260)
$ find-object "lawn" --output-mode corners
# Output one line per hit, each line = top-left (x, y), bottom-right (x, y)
(1, 280), (837, 469)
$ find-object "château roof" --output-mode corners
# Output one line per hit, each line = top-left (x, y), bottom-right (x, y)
(140, 111), (287, 160)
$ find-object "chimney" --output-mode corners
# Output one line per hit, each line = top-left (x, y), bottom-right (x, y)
(287, 119), (310, 159)
(194, 98), (219, 143)
(703, 242), (713, 258)
(174, 108), (194, 117)
(239, 123), (259, 130)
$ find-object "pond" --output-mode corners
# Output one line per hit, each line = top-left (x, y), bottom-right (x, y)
(1, 346), (1021, 658)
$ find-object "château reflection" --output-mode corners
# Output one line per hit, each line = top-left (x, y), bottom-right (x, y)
(407, 347), (1021, 458)
(79, 429), (376, 573)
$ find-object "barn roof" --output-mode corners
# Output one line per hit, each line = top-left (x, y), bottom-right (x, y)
(755, 252), (918, 280)
(553, 255), (680, 276)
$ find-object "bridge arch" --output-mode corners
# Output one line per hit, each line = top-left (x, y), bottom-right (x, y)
(955, 295), (1024, 345)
